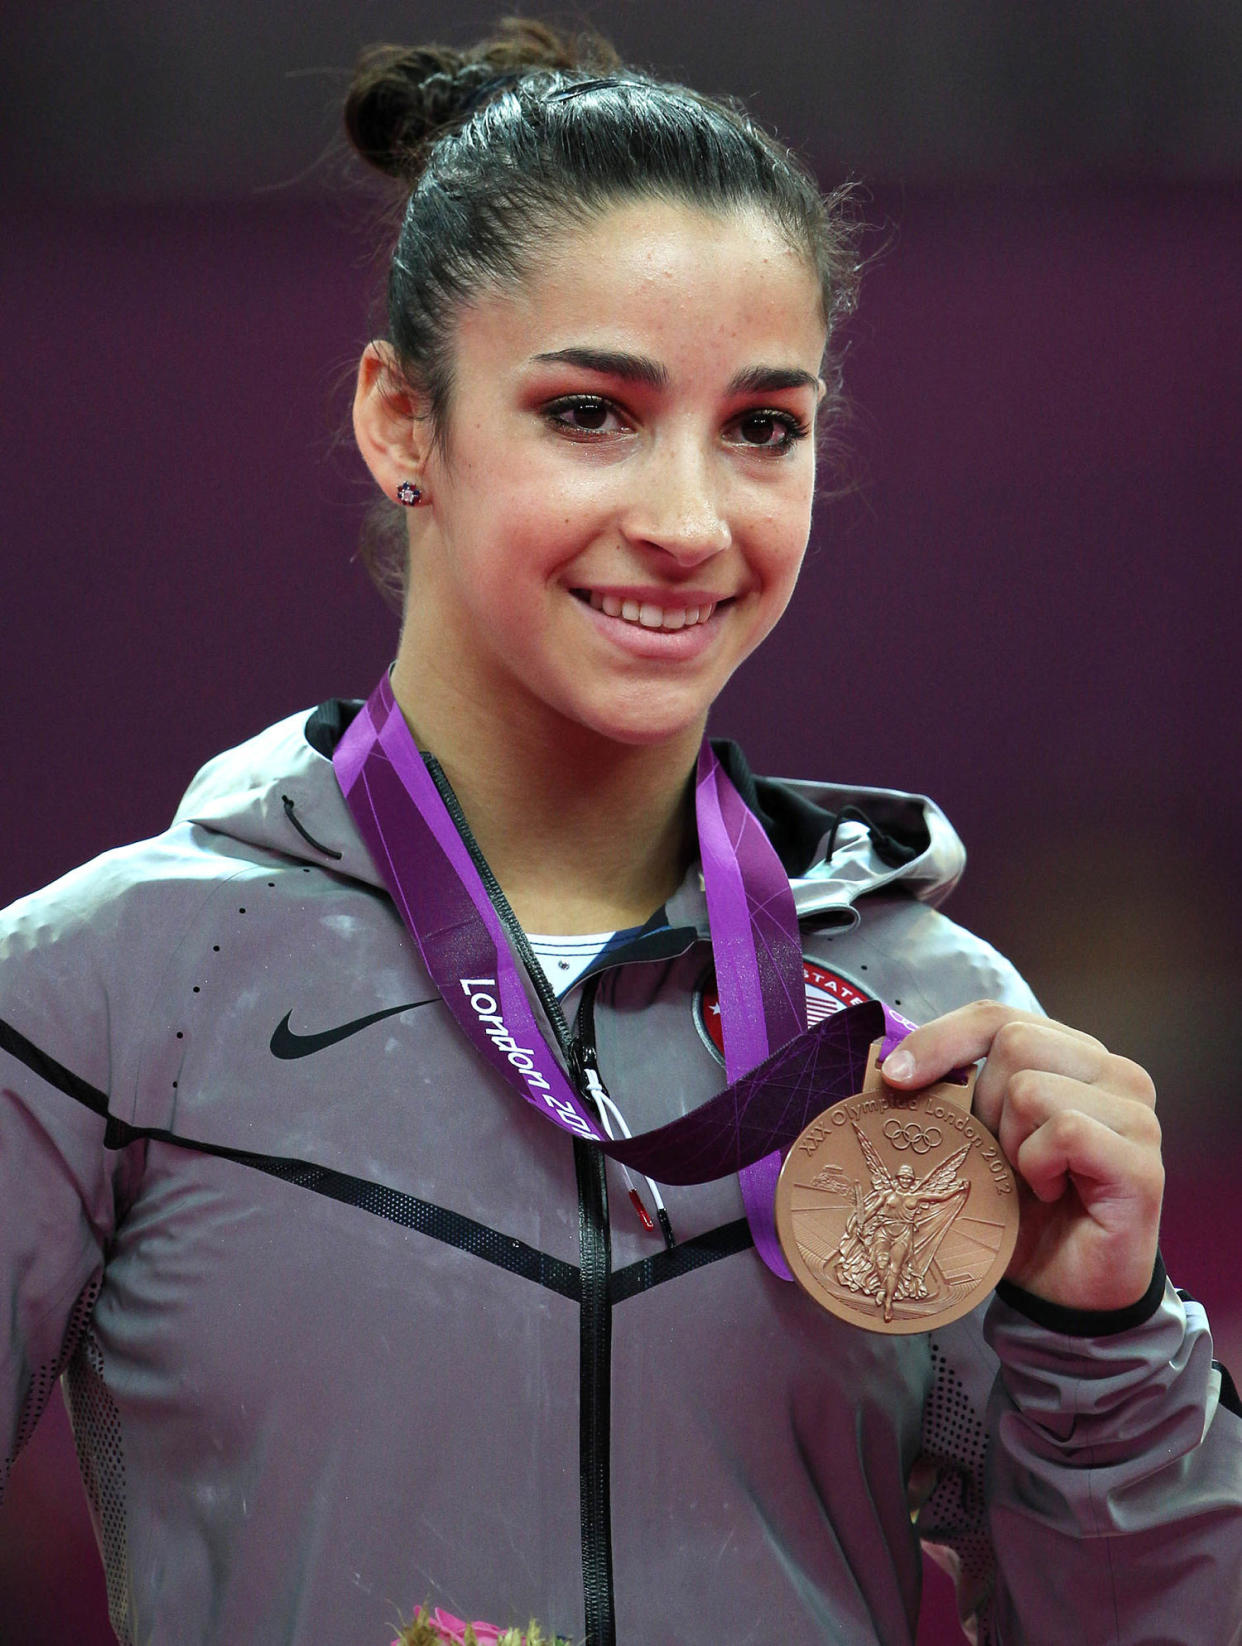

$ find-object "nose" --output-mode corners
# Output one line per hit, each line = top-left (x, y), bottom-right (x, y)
(622, 434), (731, 565)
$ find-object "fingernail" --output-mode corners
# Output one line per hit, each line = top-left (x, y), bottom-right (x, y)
(883, 1049), (915, 1082)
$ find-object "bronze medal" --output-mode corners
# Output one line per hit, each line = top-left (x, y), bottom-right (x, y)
(775, 1041), (1020, 1334)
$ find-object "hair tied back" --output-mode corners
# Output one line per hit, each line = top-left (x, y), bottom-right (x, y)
(545, 77), (622, 103)
(459, 71), (525, 118)
(344, 19), (621, 181)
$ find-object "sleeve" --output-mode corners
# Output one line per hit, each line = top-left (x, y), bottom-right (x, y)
(916, 1276), (1242, 1644)
(900, 912), (1242, 1642)
(0, 866), (147, 1500)
(982, 1274), (1242, 1644)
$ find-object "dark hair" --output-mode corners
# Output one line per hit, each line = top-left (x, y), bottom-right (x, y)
(345, 18), (863, 602)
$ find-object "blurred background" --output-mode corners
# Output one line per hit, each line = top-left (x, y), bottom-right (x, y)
(1, 3), (1239, 1642)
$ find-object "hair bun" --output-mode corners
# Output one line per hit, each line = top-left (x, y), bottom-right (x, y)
(344, 18), (621, 179)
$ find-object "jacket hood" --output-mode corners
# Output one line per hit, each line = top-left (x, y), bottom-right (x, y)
(173, 704), (374, 881)
(173, 702), (966, 927)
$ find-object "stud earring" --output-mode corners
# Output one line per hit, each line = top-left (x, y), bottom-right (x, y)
(396, 481), (423, 506)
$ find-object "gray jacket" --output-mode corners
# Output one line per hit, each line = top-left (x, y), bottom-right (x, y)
(2, 701), (1239, 1645)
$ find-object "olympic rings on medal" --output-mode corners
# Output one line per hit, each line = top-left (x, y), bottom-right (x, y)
(881, 1118), (942, 1154)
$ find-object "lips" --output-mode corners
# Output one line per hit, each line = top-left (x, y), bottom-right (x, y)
(576, 590), (721, 632)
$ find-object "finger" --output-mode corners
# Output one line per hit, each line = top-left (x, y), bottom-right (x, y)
(1013, 1107), (1165, 1222)
(978, 1025), (1156, 1137)
(994, 1067), (1162, 1168)
(880, 1000), (1103, 1090)
(973, 1020), (1108, 1132)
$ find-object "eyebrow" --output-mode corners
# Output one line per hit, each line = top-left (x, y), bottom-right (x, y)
(532, 347), (667, 387)
(530, 348), (818, 397)
(727, 364), (820, 396)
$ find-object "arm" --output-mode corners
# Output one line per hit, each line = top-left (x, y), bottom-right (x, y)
(984, 1271), (1242, 1643)
(895, 1004), (1242, 1643)
(0, 871), (145, 1499)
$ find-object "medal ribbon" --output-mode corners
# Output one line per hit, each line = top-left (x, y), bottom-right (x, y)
(695, 742), (805, 1276)
(334, 674), (890, 1274)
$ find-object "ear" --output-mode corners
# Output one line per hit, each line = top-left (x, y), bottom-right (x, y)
(352, 342), (433, 501)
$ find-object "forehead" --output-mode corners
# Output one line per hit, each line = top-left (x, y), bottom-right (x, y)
(456, 198), (827, 379)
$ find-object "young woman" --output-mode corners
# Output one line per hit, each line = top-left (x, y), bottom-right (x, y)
(1, 21), (1238, 1646)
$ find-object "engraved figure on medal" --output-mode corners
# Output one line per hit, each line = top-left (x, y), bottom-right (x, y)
(831, 1127), (971, 1322)
(775, 1041), (1020, 1334)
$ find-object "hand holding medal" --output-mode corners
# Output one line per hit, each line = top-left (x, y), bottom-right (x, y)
(775, 1037), (1020, 1332)
(879, 1002), (1164, 1315)
(776, 1003), (1163, 1330)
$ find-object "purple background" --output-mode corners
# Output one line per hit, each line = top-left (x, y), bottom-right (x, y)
(2, 7), (1240, 1641)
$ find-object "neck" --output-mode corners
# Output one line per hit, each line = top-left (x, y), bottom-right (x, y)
(388, 654), (704, 936)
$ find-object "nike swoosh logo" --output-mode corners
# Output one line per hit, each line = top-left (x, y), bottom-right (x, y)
(270, 999), (438, 1060)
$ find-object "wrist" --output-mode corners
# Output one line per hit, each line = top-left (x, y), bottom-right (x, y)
(995, 1252), (1168, 1337)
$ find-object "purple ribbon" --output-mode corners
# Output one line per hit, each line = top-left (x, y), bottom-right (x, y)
(334, 675), (891, 1276)
(696, 742), (805, 1276)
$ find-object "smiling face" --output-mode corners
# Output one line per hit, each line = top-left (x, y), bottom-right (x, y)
(377, 198), (827, 754)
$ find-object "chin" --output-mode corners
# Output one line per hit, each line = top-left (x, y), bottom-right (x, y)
(577, 701), (709, 750)
(598, 722), (694, 750)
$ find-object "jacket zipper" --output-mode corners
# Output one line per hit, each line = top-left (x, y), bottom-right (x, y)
(573, 982), (616, 1646)
(424, 760), (617, 1644)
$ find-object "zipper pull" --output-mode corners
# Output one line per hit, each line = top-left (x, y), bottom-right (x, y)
(626, 1186), (657, 1234)
(578, 1052), (659, 1237)
(578, 1053), (608, 1115)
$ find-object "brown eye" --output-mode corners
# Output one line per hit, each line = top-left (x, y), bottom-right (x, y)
(730, 410), (808, 451)
(568, 402), (609, 431)
(544, 395), (622, 435)
(740, 414), (779, 445)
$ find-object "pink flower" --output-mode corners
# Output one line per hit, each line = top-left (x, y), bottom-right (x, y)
(431, 1611), (504, 1645)
(401, 1605), (506, 1644)
(393, 1603), (565, 1646)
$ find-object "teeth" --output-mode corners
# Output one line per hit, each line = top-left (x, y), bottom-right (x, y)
(584, 593), (718, 632)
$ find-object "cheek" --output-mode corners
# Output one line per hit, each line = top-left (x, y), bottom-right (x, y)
(733, 537), (806, 670)
(472, 436), (607, 523)
(758, 557), (805, 640)
(753, 501), (811, 593)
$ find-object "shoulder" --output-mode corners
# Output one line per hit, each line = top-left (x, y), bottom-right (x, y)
(740, 757), (1039, 1025)
(851, 894), (1040, 1020)
(1, 703), (329, 964)
(0, 823), (274, 1093)
(1, 823), (253, 963)
(3, 700), (371, 958)
(0, 705), (365, 1080)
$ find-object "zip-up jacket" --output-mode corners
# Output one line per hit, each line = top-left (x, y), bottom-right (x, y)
(2, 701), (1239, 1645)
